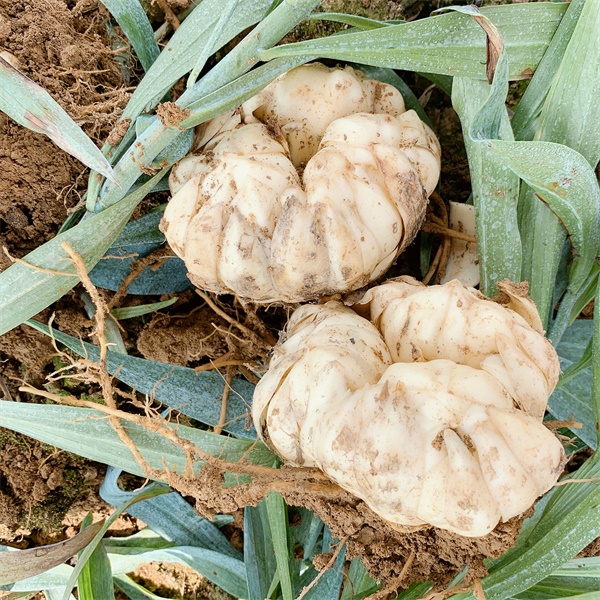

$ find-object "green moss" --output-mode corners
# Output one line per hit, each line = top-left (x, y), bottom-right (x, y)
(20, 468), (88, 533)
(0, 429), (28, 450)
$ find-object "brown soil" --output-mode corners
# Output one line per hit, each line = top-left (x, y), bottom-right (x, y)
(137, 306), (229, 365)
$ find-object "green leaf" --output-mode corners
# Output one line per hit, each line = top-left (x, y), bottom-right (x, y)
(88, 207), (192, 295)
(119, 0), (277, 124)
(592, 273), (600, 431)
(266, 493), (294, 600)
(0, 170), (166, 337)
(551, 320), (596, 449)
(3, 565), (73, 594)
(298, 526), (346, 600)
(26, 320), (256, 439)
(0, 57), (116, 183)
(307, 12), (392, 30)
(515, 577), (600, 600)
(244, 500), (278, 600)
(511, 0), (586, 142)
(110, 298), (178, 320)
(259, 4), (567, 81)
(452, 53), (521, 296)
(340, 558), (378, 600)
(106, 545), (248, 598)
(99, 0), (159, 72)
(77, 515), (115, 600)
(187, 0), (242, 89)
(533, 0), (600, 169)
(552, 557), (600, 578)
(487, 140), (600, 317)
(0, 523), (103, 586)
(517, 0), (600, 334)
(0, 402), (277, 480)
(100, 467), (239, 557)
(113, 574), (163, 600)
(61, 486), (170, 600)
(290, 508), (323, 562)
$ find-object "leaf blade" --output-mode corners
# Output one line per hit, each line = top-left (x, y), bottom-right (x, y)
(99, 0), (159, 72)
(259, 4), (567, 81)
(26, 320), (256, 439)
(0, 171), (166, 337)
(0, 523), (103, 586)
(0, 57), (116, 183)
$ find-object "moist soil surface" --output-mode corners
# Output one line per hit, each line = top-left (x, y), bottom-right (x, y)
(0, 1), (589, 598)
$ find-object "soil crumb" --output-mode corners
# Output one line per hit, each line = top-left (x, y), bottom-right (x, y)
(137, 306), (228, 365)
(0, 431), (102, 537)
(157, 101), (191, 128)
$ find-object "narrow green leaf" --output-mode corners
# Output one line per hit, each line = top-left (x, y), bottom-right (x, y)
(557, 336), (592, 389)
(99, 0), (159, 72)
(0, 523), (102, 586)
(119, 0), (277, 123)
(0, 170), (166, 337)
(516, 577), (600, 600)
(187, 0), (241, 89)
(107, 546), (248, 598)
(518, 0), (600, 334)
(61, 486), (170, 600)
(26, 320), (256, 439)
(259, 4), (567, 81)
(110, 298), (177, 320)
(0, 57), (116, 183)
(567, 264), (600, 325)
(0, 402), (276, 478)
(393, 582), (434, 599)
(552, 557), (600, 578)
(113, 574), (163, 600)
(452, 53), (521, 296)
(550, 320), (596, 448)
(534, 0), (600, 169)
(488, 140), (600, 315)
(77, 516), (114, 600)
(266, 493), (294, 600)
(101, 467), (239, 557)
(299, 526), (346, 600)
(340, 558), (378, 600)
(2, 565), (73, 594)
(104, 529), (174, 551)
(244, 500), (278, 600)
(307, 12), (391, 30)
(593, 274), (600, 432)
(512, 0), (586, 141)
(289, 508), (323, 562)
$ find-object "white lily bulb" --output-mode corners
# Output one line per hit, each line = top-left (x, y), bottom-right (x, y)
(161, 64), (441, 303)
(357, 277), (558, 419)
(253, 280), (564, 537)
